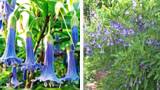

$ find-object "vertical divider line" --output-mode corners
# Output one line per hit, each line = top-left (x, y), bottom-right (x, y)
(80, 0), (84, 89)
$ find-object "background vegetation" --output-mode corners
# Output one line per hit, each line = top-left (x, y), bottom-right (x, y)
(84, 0), (160, 90)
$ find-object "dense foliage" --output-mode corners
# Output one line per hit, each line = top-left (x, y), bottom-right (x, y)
(84, 0), (160, 90)
(0, 0), (80, 89)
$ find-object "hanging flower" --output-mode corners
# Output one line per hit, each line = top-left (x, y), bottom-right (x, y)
(10, 66), (22, 88)
(0, 27), (22, 66)
(72, 25), (79, 46)
(35, 34), (61, 83)
(61, 47), (79, 82)
(21, 31), (40, 80)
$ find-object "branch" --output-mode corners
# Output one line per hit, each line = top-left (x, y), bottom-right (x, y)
(34, 15), (50, 54)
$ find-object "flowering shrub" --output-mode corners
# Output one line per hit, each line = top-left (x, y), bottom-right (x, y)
(84, 0), (160, 90)
(0, 0), (80, 89)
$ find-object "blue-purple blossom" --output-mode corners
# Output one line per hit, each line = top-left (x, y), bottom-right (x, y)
(10, 66), (22, 88)
(84, 21), (136, 56)
(137, 15), (144, 31)
(110, 21), (124, 31)
(110, 21), (135, 36)
(120, 29), (127, 36)
(107, 41), (114, 46)
(90, 39), (96, 45)
(0, 28), (22, 66)
(72, 25), (79, 46)
(128, 29), (135, 35)
(35, 34), (61, 83)
(145, 38), (160, 47)
(21, 31), (39, 80)
(84, 43), (93, 56)
(115, 38), (124, 44)
(97, 44), (102, 49)
(146, 38), (155, 45)
(104, 28), (110, 35)
(61, 48), (79, 81)
(119, 28), (135, 36)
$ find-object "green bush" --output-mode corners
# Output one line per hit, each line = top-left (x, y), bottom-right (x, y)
(84, 0), (160, 90)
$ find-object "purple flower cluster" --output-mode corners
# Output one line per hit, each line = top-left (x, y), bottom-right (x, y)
(137, 15), (144, 31)
(84, 21), (135, 55)
(110, 21), (135, 36)
(146, 38), (160, 47)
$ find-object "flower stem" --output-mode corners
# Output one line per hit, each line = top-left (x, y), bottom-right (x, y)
(60, 10), (75, 48)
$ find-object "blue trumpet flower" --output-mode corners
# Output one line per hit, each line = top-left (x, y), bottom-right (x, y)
(61, 47), (79, 81)
(10, 66), (21, 88)
(21, 31), (39, 80)
(35, 34), (61, 83)
(72, 25), (79, 46)
(0, 27), (22, 66)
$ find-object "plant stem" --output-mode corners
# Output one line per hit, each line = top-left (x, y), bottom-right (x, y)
(34, 15), (50, 54)
(60, 10), (75, 48)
